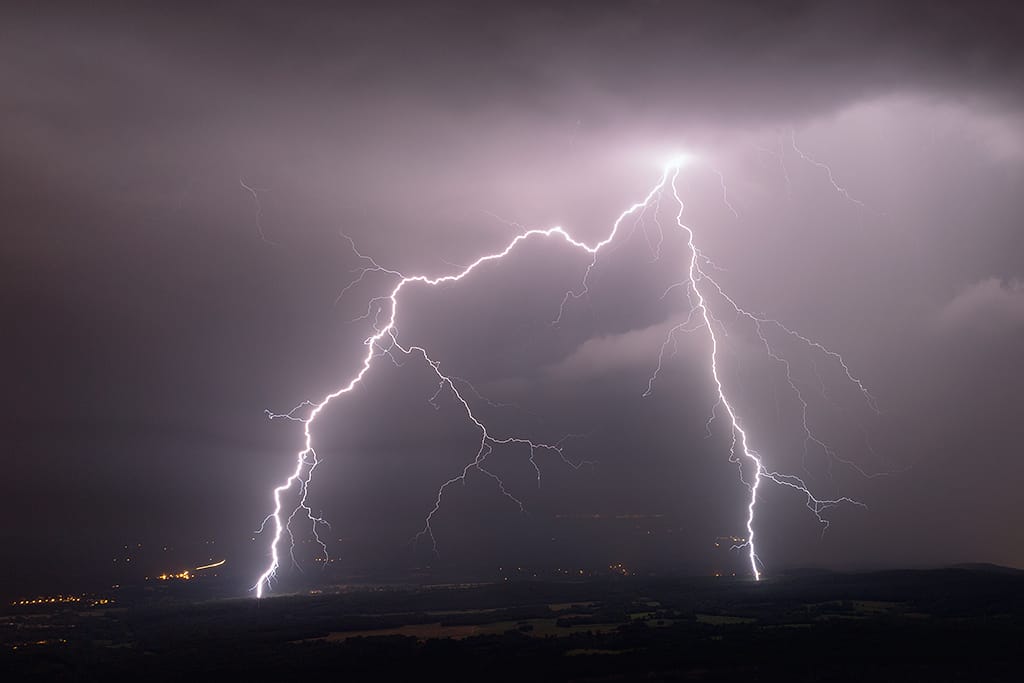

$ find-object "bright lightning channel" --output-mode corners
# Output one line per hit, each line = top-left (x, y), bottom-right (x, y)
(253, 157), (870, 596)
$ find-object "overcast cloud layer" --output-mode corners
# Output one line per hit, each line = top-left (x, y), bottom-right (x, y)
(3, 1), (1023, 595)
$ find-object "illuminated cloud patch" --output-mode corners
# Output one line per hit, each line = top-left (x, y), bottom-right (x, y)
(940, 277), (1024, 328)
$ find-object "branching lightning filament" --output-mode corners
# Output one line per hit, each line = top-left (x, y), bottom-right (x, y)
(253, 159), (872, 596)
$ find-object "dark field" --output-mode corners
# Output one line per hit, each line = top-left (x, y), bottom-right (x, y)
(4, 567), (1023, 681)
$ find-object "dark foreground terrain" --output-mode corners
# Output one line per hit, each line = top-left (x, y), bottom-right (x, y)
(4, 567), (1023, 681)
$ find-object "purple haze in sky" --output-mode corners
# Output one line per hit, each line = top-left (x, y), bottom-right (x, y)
(2, 1), (1023, 595)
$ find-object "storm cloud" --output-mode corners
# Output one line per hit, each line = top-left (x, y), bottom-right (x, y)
(2, 1), (1023, 595)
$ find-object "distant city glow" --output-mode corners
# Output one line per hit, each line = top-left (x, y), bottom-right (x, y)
(11, 595), (112, 607)
(153, 558), (225, 581)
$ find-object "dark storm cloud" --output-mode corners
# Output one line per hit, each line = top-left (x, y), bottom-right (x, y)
(2, 1), (1024, 595)
(5, 1), (1024, 201)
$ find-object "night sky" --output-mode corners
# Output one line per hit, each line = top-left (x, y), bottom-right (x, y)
(3, 1), (1024, 597)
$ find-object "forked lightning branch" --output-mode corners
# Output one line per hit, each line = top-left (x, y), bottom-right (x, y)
(253, 158), (874, 597)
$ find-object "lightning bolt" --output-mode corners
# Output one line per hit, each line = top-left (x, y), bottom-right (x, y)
(253, 221), (619, 596)
(253, 157), (873, 595)
(239, 178), (279, 246)
(788, 130), (867, 209)
(712, 168), (740, 220)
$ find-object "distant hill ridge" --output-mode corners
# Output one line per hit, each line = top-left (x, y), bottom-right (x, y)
(949, 562), (1024, 575)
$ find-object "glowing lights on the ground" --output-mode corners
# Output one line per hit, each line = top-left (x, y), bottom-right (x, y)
(10, 639), (68, 650)
(11, 595), (112, 607)
(153, 558), (226, 581)
(12, 595), (82, 606)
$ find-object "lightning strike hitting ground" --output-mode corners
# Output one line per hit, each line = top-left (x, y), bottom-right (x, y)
(253, 158), (873, 596)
